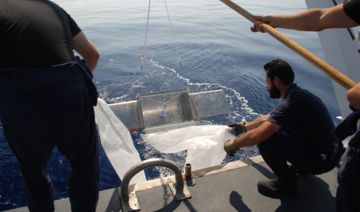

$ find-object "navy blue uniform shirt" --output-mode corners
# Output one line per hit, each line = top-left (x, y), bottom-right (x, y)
(0, 0), (82, 68)
(267, 84), (338, 154)
(344, 0), (360, 25)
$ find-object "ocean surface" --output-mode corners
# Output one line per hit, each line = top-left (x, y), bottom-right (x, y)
(1, 0), (358, 210)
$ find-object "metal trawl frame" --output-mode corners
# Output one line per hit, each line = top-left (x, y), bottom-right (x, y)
(108, 89), (230, 132)
(136, 87), (193, 130)
(189, 90), (229, 119)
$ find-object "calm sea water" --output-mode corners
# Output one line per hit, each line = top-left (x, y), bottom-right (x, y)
(0, 0), (350, 210)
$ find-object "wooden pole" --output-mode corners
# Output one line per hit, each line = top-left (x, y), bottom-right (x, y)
(220, 0), (357, 90)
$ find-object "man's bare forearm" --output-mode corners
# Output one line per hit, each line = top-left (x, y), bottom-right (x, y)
(73, 31), (100, 72)
(234, 121), (281, 149)
(273, 9), (324, 31)
(251, 9), (324, 32)
(244, 114), (270, 131)
(251, 4), (358, 33)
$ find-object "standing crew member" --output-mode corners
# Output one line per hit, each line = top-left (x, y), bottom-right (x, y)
(250, 1), (360, 211)
(225, 59), (344, 196)
(0, 0), (100, 211)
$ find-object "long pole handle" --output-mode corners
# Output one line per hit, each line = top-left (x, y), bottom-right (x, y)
(220, 0), (357, 90)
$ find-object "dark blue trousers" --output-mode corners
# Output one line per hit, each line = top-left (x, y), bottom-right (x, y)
(336, 147), (360, 212)
(333, 108), (360, 211)
(0, 62), (100, 212)
(0, 82), (100, 212)
(258, 131), (344, 184)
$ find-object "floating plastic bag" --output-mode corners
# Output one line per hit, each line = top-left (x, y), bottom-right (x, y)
(142, 125), (235, 171)
(94, 98), (146, 184)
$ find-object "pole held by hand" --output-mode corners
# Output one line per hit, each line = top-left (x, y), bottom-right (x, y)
(220, 0), (357, 90)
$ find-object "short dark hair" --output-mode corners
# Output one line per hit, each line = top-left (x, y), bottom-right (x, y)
(264, 59), (294, 86)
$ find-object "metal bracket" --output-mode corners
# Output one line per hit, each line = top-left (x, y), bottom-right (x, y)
(169, 183), (192, 200)
(121, 191), (140, 211)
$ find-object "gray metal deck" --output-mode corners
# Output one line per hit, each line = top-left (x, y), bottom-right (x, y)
(6, 155), (338, 212)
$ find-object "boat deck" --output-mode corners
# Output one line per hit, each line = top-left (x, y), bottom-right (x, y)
(6, 155), (338, 212)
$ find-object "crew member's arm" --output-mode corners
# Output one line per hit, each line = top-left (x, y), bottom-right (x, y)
(347, 83), (360, 110)
(234, 121), (280, 148)
(244, 114), (271, 131)
(251, 4), (358, 33)
(224, 120), (280, 156)
(73, 31), (100, 72)
(228, 114), (270, 136)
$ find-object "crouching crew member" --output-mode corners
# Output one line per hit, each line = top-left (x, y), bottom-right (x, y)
(224, 59), (344, 196)
(250, 0), (359, 208)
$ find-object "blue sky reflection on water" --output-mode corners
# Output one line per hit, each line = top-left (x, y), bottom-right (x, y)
(0, 0), (345, 210)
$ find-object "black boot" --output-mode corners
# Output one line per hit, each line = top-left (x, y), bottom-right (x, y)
(257, 177), (298, 196)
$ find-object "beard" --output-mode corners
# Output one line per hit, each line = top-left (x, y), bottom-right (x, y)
(267, 85), (281, 99)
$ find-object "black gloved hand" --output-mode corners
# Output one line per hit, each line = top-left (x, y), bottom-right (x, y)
(224, 139), (240, 157)
(228, 121), (246, 136)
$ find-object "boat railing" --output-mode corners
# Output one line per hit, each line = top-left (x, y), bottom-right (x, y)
(120, 158), (192, 211)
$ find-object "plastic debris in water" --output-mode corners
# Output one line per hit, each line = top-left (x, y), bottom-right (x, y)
(160, 100), (168, 117)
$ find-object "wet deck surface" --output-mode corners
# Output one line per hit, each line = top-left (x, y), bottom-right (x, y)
(7, 156), (338, 212)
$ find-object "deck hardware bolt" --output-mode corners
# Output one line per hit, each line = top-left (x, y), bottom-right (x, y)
(185, 163), (191, 178)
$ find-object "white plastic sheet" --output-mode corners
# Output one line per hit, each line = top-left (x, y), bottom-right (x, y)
(142, 126), (236, 171)
(94, 98), (147, 184)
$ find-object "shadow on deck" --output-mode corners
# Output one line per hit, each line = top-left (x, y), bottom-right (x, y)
(7, 156), (338, 212)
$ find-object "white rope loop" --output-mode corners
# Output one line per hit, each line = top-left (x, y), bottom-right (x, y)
(164, 0), (182, 65)
(139, 0), (183, 94)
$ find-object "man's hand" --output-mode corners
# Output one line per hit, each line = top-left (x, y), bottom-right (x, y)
(250, 15), (278, 33)
(224, 139), (240, 157)
(347, 83), (360, 110)
(228, 121), (246, 136)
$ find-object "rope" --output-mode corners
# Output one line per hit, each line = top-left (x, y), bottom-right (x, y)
(141, 0), (151, 69)
(164, 0), (182, 65)
(139, 0), (152, 95)
(189, 93), (200, 120)
(139, 0), (183, 95)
